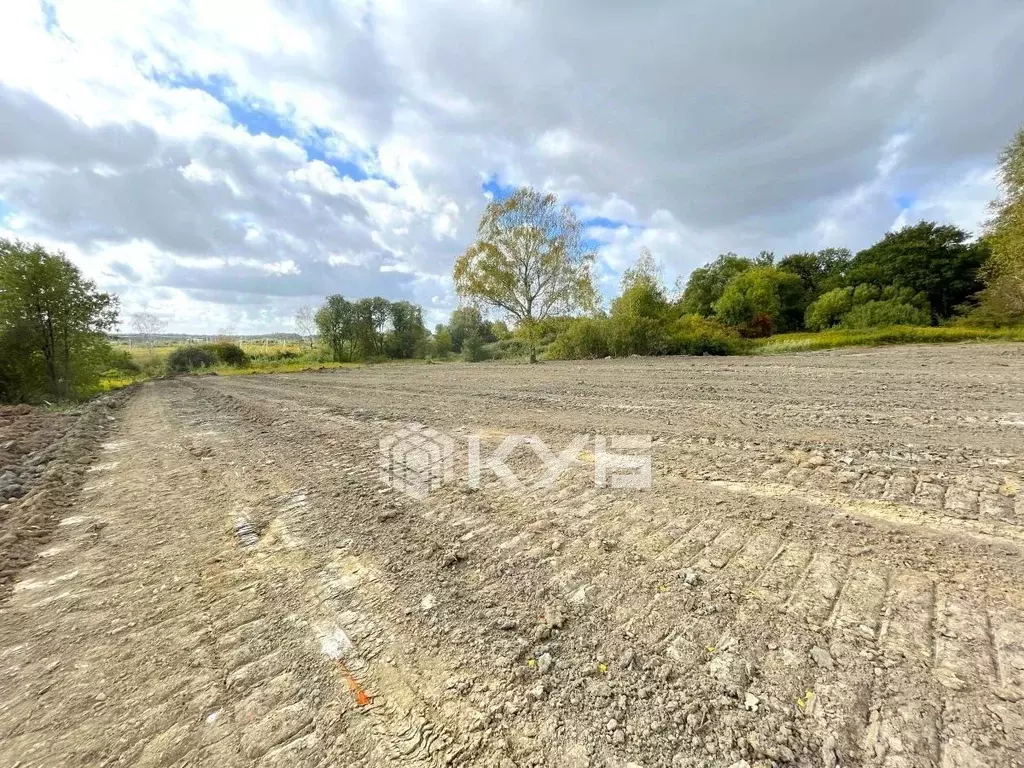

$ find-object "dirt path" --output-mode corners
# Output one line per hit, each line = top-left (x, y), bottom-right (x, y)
(1, 344), (1023, 767)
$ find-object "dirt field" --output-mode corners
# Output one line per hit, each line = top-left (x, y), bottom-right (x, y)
(1, 344), (1023, 767)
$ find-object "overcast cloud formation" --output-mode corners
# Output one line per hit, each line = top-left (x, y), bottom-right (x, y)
(1, 0), (1021, 333)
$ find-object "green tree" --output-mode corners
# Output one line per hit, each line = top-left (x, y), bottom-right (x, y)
(0, 239), (119, 401)
(448, 306), (491, 352)
(804, 288), (853, 331)
(974, 127), (1024, 322)
(609, 249), (671, 355)
(386, 300), (427, 359)
(349, 297), (391, 357)
(452, 186), (597, 363)
(314, 295), (354, 361)
(713, 265), (804, 335)
(847, 222), (987, 320)
(777, 248), (851, 303)
(430, 325), (453, 358)
(677, 253), (753, 316)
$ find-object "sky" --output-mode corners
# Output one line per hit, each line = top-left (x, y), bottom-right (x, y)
(1, 1), (1022, 334)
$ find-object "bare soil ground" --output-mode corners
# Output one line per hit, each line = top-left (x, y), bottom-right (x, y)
(1, 343), (1023, 768)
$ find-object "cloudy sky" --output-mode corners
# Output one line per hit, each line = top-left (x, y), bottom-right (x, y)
(1, 1), (1021, 333)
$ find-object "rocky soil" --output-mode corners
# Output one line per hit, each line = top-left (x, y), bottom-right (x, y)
(0, 393), (131, 592)
(1, 343), (1022, 767)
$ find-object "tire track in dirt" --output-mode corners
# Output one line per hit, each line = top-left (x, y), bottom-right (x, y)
(198, 369), (1024, 767)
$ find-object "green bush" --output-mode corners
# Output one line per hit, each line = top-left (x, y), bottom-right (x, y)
(667, 314), (742, 356)
(546, 318), (611, 359)
(102, 346), (142, 375)
(200, 342), (249, 367)
(608, 314), (669, 356)
(841, 300), (931, 329)
(248, 348), (299, 363)
(485, 337), (532, 360)
(167, 346), (217, 372)
(805, 288), (853, 330)
(462, 333), (490, 362)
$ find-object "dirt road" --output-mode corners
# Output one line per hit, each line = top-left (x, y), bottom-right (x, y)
(2, 344), (1023, 767)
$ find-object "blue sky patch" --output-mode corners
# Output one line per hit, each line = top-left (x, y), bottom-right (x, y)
(150, 69), (384, 183)
(40, 1), (59, 33)
(481, 175), (516, 201)
(895, 192), (916, 210)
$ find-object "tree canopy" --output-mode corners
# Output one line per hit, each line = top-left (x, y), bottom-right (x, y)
(0, 239), (119, 401)
(846, 222), (987, 320)
(452, 186), (597, 362)
(974, 127), (1024, 321)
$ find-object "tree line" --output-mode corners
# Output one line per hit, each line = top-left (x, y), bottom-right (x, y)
(443, 125), (1024, 360)
(312, 296), (429, 361)
(310, 124), (1023, 364)
(3, 124), (1022, 401)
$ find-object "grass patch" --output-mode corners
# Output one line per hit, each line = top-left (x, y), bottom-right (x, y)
(96, 374), (146, 391)
(750, 325), (1024, 354)
(211, 360), (362, 376)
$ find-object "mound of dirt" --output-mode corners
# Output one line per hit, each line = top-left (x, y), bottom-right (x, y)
(0, 390), (133, 594)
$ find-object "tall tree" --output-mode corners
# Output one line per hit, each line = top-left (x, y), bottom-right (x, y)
(609, 249), (671, 355)
(677, 253), (753, 316)
(975, 127), (1024, 321)
(448, 306), (491, 353)
(777, 248), (851, 300)
(453, 186), (597, 362)
(387, 300), (428, 358)
(0, 239), (118, 401)
(847, 222), (987, 320)
(713, 265), (804, 336)
(314, 295), (354, 361)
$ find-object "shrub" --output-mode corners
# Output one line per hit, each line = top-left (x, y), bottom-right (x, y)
(486, 337), (531, 360)
(609, 314), (670, 355)
(248, 348), (299, 363)
(841, 300), (931, 329)
(546, 318), (611, 359)
(805, 288), (853, 330)
(667, 314), (742, 356)
(167, 346), (217, 372)
(200, 342), (249, 367)
(102, 346), (142, 375)
(462, 333), (490, 362)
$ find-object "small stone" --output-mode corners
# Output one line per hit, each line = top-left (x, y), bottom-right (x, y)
(543, 604), (564, 629)
(537, 653), (553, 675)
(743, 692), (760, 712)
(606, 718), (619, 732)
(612, 729), (625, 744)
(810, 646), (834, 670)
(95, 692), (107, 702)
